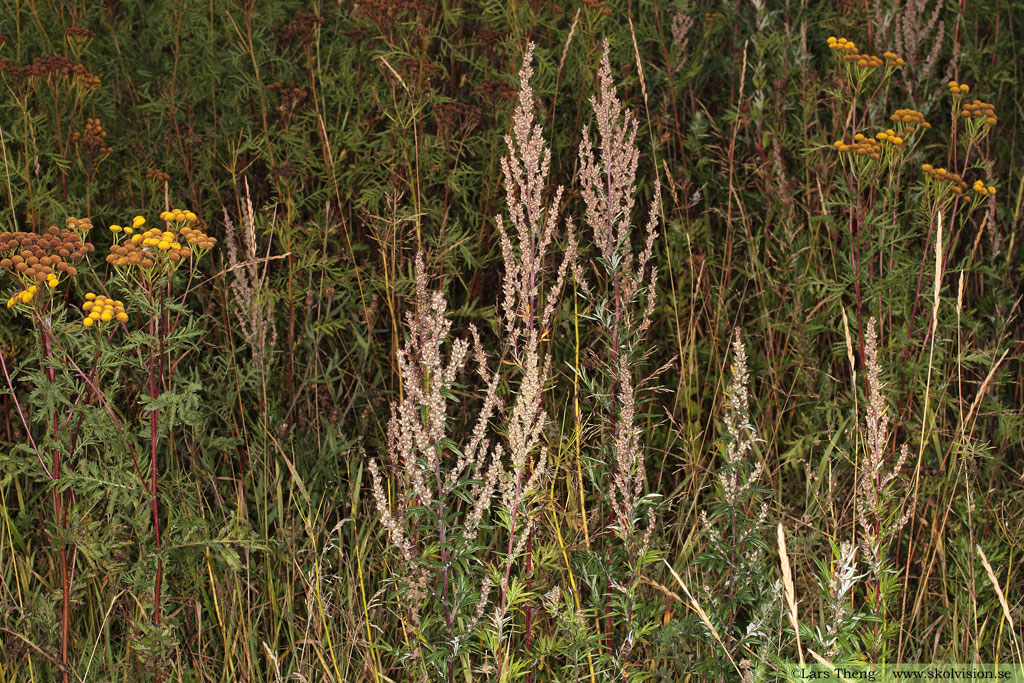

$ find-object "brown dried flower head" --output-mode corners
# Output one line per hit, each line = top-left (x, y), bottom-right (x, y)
(71, 117), (113, 155)
(582, 0), (612, 15)
(921, 163), (967, 195)
(144, 168), (171, 184)
(960, 98), (997, 126)
(0, 55), (99, 91)
(65, 26), (96, 46)
(0, 225), (92, 292)
(276, 12), (324, 48)
(266, 82), (308, 103)
(890, 108), (930, 133)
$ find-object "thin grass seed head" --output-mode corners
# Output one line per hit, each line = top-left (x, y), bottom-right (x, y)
(222, 185), (277, 368)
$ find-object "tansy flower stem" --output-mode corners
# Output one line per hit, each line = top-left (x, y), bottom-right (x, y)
(38, 317), (72, 683)
(147, 288), (165, 635)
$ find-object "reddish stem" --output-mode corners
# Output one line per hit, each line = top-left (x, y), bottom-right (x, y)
(40, 322), (71, 683)
(147, 293), (165, 654)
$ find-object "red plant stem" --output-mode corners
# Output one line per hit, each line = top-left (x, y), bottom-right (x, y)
(525, 529), (533, 682)
(148, 296), (164, 635)
(40, 323), (71, 683)
(150, 411), (161, 622)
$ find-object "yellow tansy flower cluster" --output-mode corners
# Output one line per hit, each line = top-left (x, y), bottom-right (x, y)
(6, 284), (38, 308)
(160, 208), (198, 224)
(890, 109), (930, 132)
(833, 133), (882, 160)
(875, 129), (905, 147)
(921, 164), (967, 195)
(81, 292), (128, 327)
(107, 230), (186, 268)
(109, 215), (146, 238)
(140, 229), (186, 253)
(828, 37), (902, 85)
(882, 51), (905, 67)
(972, 180), (997, 196)
(948, 80), (970, 96)
(106, 208), (214, 272)
(827, 36), (857, 54)
(959, 99), (997, 126)
(160, 209), (216, 248)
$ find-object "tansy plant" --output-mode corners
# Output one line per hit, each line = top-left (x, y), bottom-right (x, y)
(0, 220), (92, 683)
(825, 36), (998, 367)
(0, 207), (214, 681)
(103, 208), (215, 670)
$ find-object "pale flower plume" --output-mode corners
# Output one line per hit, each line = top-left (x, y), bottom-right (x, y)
(369, 254), (502, 621)
(494, 42), (575, 506)
(577, 41), (661, 542)
(579, 40), (661, 343)
(491, 42), (576, 677)
(856, 317), (912, 574)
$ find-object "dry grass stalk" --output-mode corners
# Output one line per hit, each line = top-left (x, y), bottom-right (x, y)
(778, 523), (804, 666)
